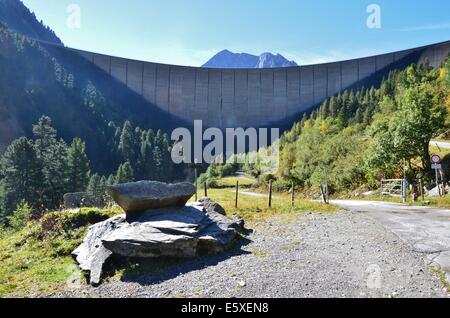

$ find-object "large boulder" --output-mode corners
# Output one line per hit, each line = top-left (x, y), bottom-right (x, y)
(106, 181), (195, 214)
(72, 215), (123, 286)
(72, 201), (243, 286)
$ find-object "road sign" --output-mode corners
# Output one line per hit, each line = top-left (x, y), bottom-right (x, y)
(431, 155), (441, 164)
(431, 163), (442, 170)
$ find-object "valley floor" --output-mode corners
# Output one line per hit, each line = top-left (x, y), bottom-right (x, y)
(54, 210), (448, 298)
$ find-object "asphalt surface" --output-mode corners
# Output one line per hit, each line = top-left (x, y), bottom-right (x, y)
(331, 200), (450, 285)
(431, 140), (450, 149)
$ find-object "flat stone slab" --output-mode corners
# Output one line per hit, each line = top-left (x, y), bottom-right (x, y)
(106, 181), (195, 213)
(73, 200), (243, 286)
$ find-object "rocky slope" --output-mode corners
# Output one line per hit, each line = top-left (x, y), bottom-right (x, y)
(202, 49), (298, 68)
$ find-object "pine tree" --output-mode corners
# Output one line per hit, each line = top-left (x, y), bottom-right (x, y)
(354, 108), (363, 124)
(33, 116), (57, 155)
(0, 137), (45, 219)
(300, 113), (307, 127)
(87, 174), (106, 206)
(363, 107), (371, 126)
(32, 116), (68, 208)
(336, 106), (347, 129)
(160, 132), (173, 181)
(106, 174), (116, 186)
(116, 161), (134, 184)
(67, 138), (90, 192)
(319, 100), (329, 119)
(152, 145), (164, 181)
(119, 121), (136, 164)
(139, 133), (154, 179)
(329, 96), (337, 118)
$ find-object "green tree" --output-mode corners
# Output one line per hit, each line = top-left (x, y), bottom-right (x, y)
(393, 82), (447, 172)
(33, 116), (68, 208)
(119, 121), (136, 163)
(87, 174), (107, 206)
(116, 161), (134, 184)
(67, 138), (90, 192)
(444, 58), (450, 87)
(367, 82), (447, 178)
(7, 201), (33, 230)
(0, 137), (44, 218)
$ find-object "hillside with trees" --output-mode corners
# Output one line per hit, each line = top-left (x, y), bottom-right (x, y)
(0, 2), (189, 175)
(0, 1), (189, 223)
(272, 60), (450, 193)
(0, 116), (180, 224)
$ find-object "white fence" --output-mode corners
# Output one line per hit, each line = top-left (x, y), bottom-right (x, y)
(381, 179), (404, 198)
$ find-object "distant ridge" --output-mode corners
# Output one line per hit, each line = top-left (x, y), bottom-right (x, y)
(202, 49), (298, 68)
(0, 0), (62, 44)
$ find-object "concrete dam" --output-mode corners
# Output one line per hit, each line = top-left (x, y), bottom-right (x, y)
(71, 40), (450, 129)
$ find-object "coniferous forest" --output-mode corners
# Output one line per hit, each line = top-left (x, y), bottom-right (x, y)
(0, 3), (187, 223)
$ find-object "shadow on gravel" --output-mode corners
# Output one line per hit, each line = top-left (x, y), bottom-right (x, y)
(109, 235), (253, 286)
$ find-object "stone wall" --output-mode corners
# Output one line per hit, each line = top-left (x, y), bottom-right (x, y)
(71, 40), (450, 129)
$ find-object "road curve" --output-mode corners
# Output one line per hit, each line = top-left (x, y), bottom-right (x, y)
(331, 200), (450, 285)
(431, 140), (450, 149)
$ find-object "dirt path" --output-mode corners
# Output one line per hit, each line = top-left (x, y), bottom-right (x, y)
(58, 210), (448, 298)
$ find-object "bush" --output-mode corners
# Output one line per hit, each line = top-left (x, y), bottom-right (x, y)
(260, 173), (276, 185)
(272, 180), (290, 192)
(7, 201), (33, 230)
(30, 208), (114, 241)
(61, 208), (111, 230)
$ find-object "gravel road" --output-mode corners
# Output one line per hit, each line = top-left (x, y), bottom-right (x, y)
(60, 210), (448, 298)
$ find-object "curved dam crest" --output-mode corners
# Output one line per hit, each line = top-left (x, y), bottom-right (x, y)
(70, 41), (450, 129)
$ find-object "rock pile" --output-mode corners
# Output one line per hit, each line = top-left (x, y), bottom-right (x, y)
(72, 181), (243, 286)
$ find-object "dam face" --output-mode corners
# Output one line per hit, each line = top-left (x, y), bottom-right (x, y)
(71, 41), (450, 129)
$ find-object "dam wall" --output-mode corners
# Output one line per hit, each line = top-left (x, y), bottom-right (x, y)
(71, 40), (450, 128)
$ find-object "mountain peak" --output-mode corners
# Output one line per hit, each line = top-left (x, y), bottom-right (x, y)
(202, 50), (298, 68)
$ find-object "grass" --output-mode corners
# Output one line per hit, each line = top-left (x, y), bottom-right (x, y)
(430, 266), (450, 293)
(0, 207), (121, 297)
(413, 194), (450, 209)
(214, 176), (256, 188)
(429, 145), (450, 159)
(191, 186), (339, 223)
(0, 181), (337, 297)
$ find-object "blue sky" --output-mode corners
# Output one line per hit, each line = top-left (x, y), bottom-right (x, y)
(21, 0), (450, 66)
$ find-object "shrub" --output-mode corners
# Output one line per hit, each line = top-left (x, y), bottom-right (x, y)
(260, 173), (276, 185)
(7, 201), (33, 230)
(30, 208), (114, 241)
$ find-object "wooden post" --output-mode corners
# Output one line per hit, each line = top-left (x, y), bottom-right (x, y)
(419, 178), (424, 201)
(204, 182), (208, 197)
(291, 182), (295, 207)
(268, 180), (273, 208)
(320, 185), (329, 204)
(234, 181), (239, 208)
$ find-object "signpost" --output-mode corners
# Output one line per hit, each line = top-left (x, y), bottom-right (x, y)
(431, 155), (443, 197)
(431, 155), (441, 164)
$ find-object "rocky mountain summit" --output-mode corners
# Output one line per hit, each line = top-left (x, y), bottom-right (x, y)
(202, 49), (298, 68)
(73, 181), (244, 286)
